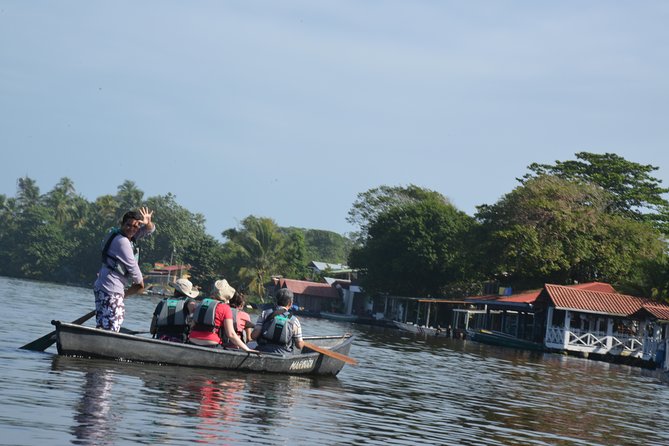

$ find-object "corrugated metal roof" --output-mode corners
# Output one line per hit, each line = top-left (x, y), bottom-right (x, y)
(544, 284), (646, 316)
(280, 278), (340, 299)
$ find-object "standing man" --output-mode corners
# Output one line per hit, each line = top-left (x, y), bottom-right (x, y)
(94, 207), (155, 331)
(251, 288), (305, 354)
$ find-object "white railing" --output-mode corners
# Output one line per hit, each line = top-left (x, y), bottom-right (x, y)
(545, 326), (648, 358)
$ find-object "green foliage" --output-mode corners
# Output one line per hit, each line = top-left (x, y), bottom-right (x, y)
(349, 198), (476, 297)
(0, 177), (228, 289)
(347, 184), (450, 243)
(280, 229), (308, 279)
(280, 227), (353, 265)
(143, 193), (227, 291)
(477, 175), (667, 290)
(222, 216), (284, 301)
(522, 152), (669, 233)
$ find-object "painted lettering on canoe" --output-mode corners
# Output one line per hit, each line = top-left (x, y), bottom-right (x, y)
(289, 358), (315, 371)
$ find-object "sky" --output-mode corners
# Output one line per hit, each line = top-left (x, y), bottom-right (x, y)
(1, 1), (668, 239)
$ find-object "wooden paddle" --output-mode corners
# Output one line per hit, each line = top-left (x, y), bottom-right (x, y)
(20, 310), (97, 351)
(303, 341), (357, 365)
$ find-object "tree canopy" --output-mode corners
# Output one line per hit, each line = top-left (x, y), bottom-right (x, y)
(4, 152), (669, 304)
(522, 152), (669, 233)
(476, 175), (667, 290)
(349, 196), (476, 297)
(346, 184), (450, 243)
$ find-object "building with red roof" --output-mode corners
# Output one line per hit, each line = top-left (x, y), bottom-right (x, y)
(462, 282), (669, 368)
(270, 277), (342, 314)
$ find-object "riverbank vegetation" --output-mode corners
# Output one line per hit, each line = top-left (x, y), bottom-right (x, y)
(349, 152), (669, 301)
(2, 152), (668, 302)
(0, 178), (350, 300)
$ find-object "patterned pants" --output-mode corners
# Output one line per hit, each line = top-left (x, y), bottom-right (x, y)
(94, 288), (125, 332)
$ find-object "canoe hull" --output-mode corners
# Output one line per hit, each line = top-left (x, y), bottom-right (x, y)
(52, 321), (353, 376)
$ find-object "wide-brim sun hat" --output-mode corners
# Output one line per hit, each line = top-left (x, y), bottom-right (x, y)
(212, 279), (235, 302)
(170, 278), (199, 298)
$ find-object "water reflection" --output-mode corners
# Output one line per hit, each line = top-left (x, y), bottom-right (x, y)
(72, 367), (117, 446)
(50, 355), (338, 445)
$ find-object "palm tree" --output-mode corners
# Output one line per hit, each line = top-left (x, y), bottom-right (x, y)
(94, 195), (121, 228)
(115, 180), (144, 217)
(16, 177), (40, 211)
(224, 216), (283, 301)
(45, 177), (78, 224)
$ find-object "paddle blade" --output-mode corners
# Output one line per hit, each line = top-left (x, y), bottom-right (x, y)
(20, 310), (96, 351)
(303, 341), (357, 365)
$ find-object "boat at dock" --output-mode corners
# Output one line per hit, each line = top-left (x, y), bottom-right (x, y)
(468, 329), (546, 351)
(393, 320), (447, 336)
(52, 321), (354, 376)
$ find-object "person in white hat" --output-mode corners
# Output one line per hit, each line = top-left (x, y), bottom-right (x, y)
(188, 279), (256, 352)
(150, 278), (199, 342)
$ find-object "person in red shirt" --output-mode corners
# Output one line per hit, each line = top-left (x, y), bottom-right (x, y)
(188, 279), (255, 352)
(227, 291), (253, 346)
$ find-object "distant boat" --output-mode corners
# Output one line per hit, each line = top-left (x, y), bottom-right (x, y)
(320, 312), (358, 322)
(393, 320), (446, 337)
(468, 329), (546, 351)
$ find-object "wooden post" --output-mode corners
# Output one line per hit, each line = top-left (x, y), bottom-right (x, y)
(606, 318), (614, 351)
(545, 306), (554, 344)
(563, 310), (572, 349)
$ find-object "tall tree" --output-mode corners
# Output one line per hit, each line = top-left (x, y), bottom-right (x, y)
(280, 227), (353, 265)
(349, 198), (475, 297)
(522, 152), (669, 233)
(115, 180), (144, 219)
(44, 177), (79, 224)
(280, 229), (308, 279)
(16, 176), (40, 211)
(347, 184), (451, 243)
(477, 175), (667, 291)
(223, 216), (284, 301)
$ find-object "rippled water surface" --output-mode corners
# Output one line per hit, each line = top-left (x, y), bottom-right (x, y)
(2, 276), (669, 445)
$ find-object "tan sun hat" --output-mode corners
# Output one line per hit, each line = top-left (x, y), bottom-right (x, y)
(212, 279), (235, 302)
(170, 278), (199, 298)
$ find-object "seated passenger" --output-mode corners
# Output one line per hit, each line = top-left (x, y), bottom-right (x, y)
(251, 288), (305, 354)
(226, 291), (253, 347)
(188, 279), (255, 352)
(150, 278), (199, 342)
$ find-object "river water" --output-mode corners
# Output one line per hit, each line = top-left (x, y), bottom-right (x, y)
(1, 276), (669, 445)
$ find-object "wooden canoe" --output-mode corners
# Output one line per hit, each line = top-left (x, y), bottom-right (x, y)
(52, 321), (354, 376)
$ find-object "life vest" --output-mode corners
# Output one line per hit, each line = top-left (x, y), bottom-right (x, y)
(259, 310), (293, 347)
(154, 298), (189, 331)
(192, 298), (220, 333)
(100, 228), (139, 277)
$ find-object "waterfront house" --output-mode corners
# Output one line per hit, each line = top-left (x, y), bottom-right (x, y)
(461, 282), (618, 343)
(143, 263), (192, 294)
(463, 282), (669, 366)
(539, 284), (666, 361)
(271, 278), (341, 313)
